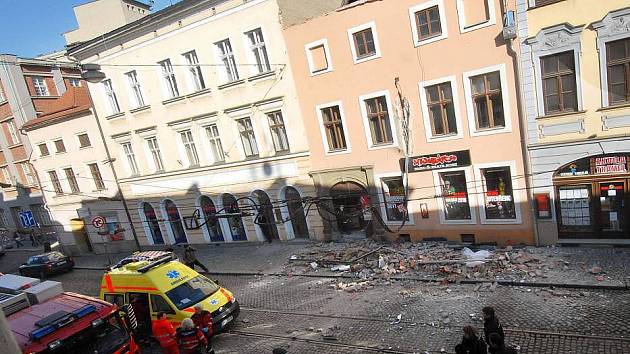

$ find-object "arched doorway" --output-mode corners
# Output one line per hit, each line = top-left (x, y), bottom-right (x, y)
(163, 199), (188, 244)
(553, 154), (630, 239)
(330, 181), (369, 233)
(284, 186), (309, 238)
(199, 196), (224, 242)
(141, 202), (164, 245)
(252, 190), (279, 241)
(222, 194), (247, 241)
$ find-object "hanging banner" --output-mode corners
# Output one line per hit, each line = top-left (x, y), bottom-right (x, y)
(401, 150), (471, 173)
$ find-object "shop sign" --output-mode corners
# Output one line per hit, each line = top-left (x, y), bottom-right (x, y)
(592, 156), (627, 174)
(402, 150), (471, 173)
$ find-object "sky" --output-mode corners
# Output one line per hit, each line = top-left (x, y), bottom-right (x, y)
(0, 0), (176, 58)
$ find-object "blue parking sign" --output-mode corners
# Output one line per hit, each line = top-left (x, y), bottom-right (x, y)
(19, 211), (36, 228)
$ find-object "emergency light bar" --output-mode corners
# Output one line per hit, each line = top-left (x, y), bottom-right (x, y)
(30, 304), (97, 340)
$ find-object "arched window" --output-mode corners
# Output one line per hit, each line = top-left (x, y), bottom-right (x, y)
(285, 187), (309, 238)
(252, 190), (279, 241)
(221, 194), (247, 241)
(141, 202), (164, 245)
(199, 196), (224, 242)
(164, 199), (187, 244)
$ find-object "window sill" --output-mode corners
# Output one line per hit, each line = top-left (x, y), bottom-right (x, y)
(325, 148), (350, 156)
(162, 96), (186, 106)
(529, 0), (565, 9)
(105, 112), (125, 121)
(130, 105), (151, 114)
(310, 68), (333, 76)
(243, 155), (260, 161)
(273, 150), (291, 156)
(8, 143), (24, 149)
(79, 146), (93, 150)
(536, 110), (586, 120)
(597, 102), (630, 112)
(30, 95), (59, 100)
(218, 79), (245, 90)
(414, 33), (447, 47)
(353, 54), (380, 65)
(0, 100), (8, 105)
(186, 88), (212, 99)
(55, 151), (67, 155)
(248, 71), (276, 83)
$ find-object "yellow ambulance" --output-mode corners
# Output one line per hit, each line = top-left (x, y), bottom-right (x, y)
(99, 251), (239, 331)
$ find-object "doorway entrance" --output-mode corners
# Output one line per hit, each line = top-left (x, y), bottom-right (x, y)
(285, 186), (309, 238)
(598, 181), (625, 236)
(330, 182), (368, 234)
(252, 190), (279, 241)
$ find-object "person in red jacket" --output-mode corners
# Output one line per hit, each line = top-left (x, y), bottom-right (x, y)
(191, 304), (213, 337)
(152, 312), (179, 354)
(177, 318), (208, 354)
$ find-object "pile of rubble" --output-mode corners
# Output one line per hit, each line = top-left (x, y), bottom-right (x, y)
(284, 240), (610, 289)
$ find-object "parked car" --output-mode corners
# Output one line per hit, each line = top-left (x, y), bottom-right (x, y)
(18, 251), (74, 278)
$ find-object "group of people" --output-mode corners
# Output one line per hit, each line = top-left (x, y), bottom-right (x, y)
(152, 304), (215, 354)
(12, 231), (39, 248)
(455, 307), (517, 354)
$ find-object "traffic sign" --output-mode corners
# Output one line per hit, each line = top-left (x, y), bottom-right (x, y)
(91, 216), (106, 229)
(19, 211), (36, 228)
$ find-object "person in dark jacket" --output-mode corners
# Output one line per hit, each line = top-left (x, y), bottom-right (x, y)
(482, 306), (505, 353)
(183, 245), (209, 272)
(13, 232), (23, 248)
(488, 333), (517, 354)
(177, 318), (209, 354)
(455, 325), (487, 354)
(191, 304), (213, 338)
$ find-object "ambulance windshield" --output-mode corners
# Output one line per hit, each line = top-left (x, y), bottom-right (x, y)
(165, 275), (220, 309)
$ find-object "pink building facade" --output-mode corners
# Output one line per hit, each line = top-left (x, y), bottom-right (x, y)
(284, 0), (535, 245)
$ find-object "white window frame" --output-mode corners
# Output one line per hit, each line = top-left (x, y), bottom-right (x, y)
(68, 78), (81, 87)
(305, 38), (333, 76)
(236, 117), (260, 158)
(1, 166), (11, 185)
(375, 172), (415, 226)
(37, 142), (50, 157)
(158, 59), (180, 99)
(358, 90), (399, 150)
(6, 120), (20, 145)
(347, 21), (382, 64)
(145, 136), (165, 173)
(20, 163), (36, 186)
(244, 28), (271, 75)
(182, 50), (206, 92)
(315, 101), (352, 156)
(462, 63), (512, 137)
(120, 142), (140, 176)
(102, 79), (121, 115)
(455, 0), (496, 34)
(125, 70), (145, 108)
(215, 39), (240, 83)
(418, 75), (465, 142)
(32, 76), (50, 96)
(76, 132), (92, 149)
(179, 130), (200, 167)
(53, 138), (66, 154)
(86, 162), (106, 191)
(432, 166), (477, 225)
(408, 0), (449, 47)
(473, 160), (523, 225)
(204, 123), (226, 163)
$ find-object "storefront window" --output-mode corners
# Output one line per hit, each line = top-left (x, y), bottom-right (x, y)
(439, 170), (471, 220)
(481, 167), (516, 219)
(380, 177), (407, 221)
(558, 186), (591, 227)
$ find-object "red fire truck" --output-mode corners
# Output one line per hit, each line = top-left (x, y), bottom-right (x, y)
(2, 274), (139, 354)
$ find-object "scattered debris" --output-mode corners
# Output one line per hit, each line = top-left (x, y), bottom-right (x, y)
(309, 262), (318, 270)
(331, 264), (351, 272)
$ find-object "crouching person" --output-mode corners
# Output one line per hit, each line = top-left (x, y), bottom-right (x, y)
(191, 304), (215, 353)
(177, 318), (208, 354)
(153, 312), (179, 354)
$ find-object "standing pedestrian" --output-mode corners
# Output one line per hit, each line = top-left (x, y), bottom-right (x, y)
(455, 325), (487, 354)
(488, 333), (517, 354)
(177, 318), (208, 354)
(13, 232), (23, 248)
(183, 245), (209, 273)
(482, 307), (505, 354)
(29, 232), (38, 247)
(152, 312), (179, 354)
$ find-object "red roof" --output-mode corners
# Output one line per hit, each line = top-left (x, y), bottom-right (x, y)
(22, 87), (93, 131)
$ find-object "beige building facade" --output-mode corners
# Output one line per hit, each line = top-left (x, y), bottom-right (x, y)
(68, 0), (341, 247)
(284, 0), (535, 245)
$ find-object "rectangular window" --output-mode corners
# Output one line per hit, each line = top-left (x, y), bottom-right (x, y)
(78, 133), (91, 148)
(321, 106), (347, 151)
(380, 176), (408, 221)
(183, 50), (206, 92)
(102, 79), (121, 114)
(125, 70), (145, 108)
(38, 143), (50, 157)
(1, 166), (12, 185)
(481, 167), (516, 220)
(246, 28), (271, 74)
(267, 111), (289, 153)
(541, 51), (578, 114)
(558, 186), (591, 227)
(415, 5), (442, 40)
(48, 171), (63, 195)
(146, 137), (165, 172)
(470, 71), (505, 129)
(439, 170), (471, 220)
(463, 0), (490, 26)
(0, 84), (5, 101)
(30, 204), (52, 226)
(180, 130), (200, 166)
(216, 39), (239, 82)
(6, 120), (20, 145)
(32, 76), (49, 96)
(364, 95), (393, 145)
(158, 59), (179, 98)
(606, 38), (630, 105)
(205, 124), (225, 163)
(237, 118), (258, 157)
(54, 139), (66, 153)
(63, 167), (80, 193)
(20, 163), (36, 186)
(352, 28), (376, 59)
(10, 206), (22, 227)
(68, 78), (81, 87)
(309, 45), (328, 73)
(88, 163), (105, 190)
(121, 142), (139, 175)
(425, 82), (457, 136)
